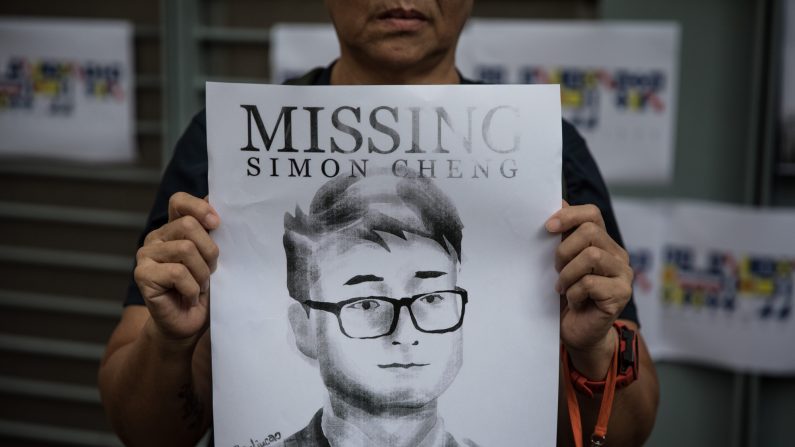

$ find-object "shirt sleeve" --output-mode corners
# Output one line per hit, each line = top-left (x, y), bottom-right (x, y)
(561, 120), (639, 325)
(124, 110), (210, 306)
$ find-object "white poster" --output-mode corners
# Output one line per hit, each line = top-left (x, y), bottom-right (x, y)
(457, 20), (680, 185)
(615, 198), (795, 374)
(270, 24), (339, 84)
(207, 83), (562, 446)
(0, 18), (135, 162)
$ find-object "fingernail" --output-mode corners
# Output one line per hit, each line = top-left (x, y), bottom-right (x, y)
(546, 218), (561, 232)
(201, 280), (210, 293)
(205, 213), (219, 228)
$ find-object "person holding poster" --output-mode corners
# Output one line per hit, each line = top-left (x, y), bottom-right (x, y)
(98, 1), (659, 446)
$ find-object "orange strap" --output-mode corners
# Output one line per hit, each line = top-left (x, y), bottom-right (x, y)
(561, 332), (619, 447)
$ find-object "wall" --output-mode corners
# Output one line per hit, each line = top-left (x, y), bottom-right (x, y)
(602, 0), (795, 446)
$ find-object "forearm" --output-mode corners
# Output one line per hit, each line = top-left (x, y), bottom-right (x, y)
(558, 328), (659, 447)
(98, 318), (211, 446)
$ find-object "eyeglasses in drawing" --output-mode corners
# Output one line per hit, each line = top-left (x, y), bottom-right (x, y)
(303, 288), (468, 339)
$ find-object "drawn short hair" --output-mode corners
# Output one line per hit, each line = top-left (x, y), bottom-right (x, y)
(283, 171), (463, 302)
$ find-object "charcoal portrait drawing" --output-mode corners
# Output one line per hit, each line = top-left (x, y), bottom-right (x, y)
(278, 171), (479, 447)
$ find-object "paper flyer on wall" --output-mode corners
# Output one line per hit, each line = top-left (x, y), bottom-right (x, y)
(615, 198), (795, 374)
(456, 20), (680, 185)
(0, 18), (135, 162)
(206, 83), (562, 446)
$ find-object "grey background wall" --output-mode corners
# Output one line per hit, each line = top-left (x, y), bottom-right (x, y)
(0, 0), (792, 445)
(603, 0), (795, 446)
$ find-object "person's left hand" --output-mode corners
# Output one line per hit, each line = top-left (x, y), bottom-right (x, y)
(545, 201), (634, 379)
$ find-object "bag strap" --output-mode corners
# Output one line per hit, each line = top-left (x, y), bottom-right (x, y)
(561, 333), (619, 447)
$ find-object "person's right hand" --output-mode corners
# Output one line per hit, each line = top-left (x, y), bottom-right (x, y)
(134, 192), (220, 342)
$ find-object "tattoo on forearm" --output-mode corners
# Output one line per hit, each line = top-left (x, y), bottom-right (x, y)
(177, 383), (204, 430)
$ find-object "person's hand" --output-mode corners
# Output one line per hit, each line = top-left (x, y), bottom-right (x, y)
(545, 201), (633, 379)
(134, 192), (220, 343)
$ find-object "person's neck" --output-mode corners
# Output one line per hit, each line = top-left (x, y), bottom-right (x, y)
(330, 52), (459, 85)
(327, 391), (439, 447)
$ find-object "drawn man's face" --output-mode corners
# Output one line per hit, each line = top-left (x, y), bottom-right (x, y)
(294, 232), (463, 411)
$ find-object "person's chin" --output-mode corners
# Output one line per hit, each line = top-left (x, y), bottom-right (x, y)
(363, 40), (438, 68)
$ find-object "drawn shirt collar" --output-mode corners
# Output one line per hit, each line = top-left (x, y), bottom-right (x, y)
(320, 401), (448, 447)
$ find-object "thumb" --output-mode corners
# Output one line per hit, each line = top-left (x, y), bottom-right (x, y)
(546, 200), (571, 233)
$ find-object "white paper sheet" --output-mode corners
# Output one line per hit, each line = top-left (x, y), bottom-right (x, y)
(615, 198), (795, 374)
(207, 83), (562, 446)
(457, 20), (680, 185)
(0, 18), (135, 162)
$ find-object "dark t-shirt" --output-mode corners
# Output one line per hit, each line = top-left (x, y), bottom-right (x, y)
(123, 66), (638, 325)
